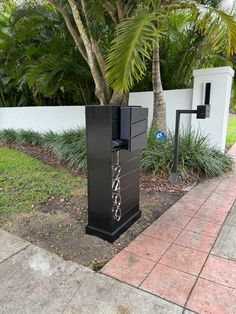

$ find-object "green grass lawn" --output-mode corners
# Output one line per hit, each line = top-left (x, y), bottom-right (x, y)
(226, 117), (236, 147)
(0, 147), (85, 220)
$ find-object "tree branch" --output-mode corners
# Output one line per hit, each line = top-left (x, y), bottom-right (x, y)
(67, 0), (92, 50)
(80, 0), (107, 78)
(116, 0), (125, 21)
(101, 1), (119, 24)
(67, 0), (110, 104)
(48, 0), (88, 62)
(48, 0), (117, 105)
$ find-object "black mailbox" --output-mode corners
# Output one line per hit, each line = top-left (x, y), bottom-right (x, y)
(85, 105), (148, 242)
(197, 104), (210, 119)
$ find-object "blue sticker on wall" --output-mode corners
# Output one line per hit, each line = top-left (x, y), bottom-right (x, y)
(155, 131), (166, 141)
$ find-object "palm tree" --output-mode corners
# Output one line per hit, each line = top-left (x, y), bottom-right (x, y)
(0, 0), (96, 106)
(106, 0), (236, 131)
(10, 0), (142, 105)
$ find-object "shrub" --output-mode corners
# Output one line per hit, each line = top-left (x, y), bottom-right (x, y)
(0, 128), (87, 172)
(42, 129), (87, 171)
(16, 130), (44, 145)
(230, 102), (236, 114)
(141, 130), (234, 179)
(0, 128), (233, 178)
(0, 129), (44, 145)
(42, 130), (58, 145)
(0, 129), (18, 143)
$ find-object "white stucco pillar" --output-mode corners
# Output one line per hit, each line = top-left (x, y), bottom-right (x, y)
(191, 66), (234, 151)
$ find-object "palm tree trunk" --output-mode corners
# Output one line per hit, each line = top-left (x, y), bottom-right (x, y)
(151, 47), (166, 132)
(49, 0), (128, 107)
(109, 91), (129, 106)
(0, 90), (6, 107)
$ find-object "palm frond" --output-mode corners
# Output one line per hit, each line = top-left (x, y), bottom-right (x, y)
(10, 1), (59, 27)
(106, 12), (164, 92)
(168, 1), (236, 56)
(25, 53), (93, 105)
(209, 7), (236, 56)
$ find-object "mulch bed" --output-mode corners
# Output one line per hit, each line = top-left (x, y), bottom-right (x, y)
(1, 143), (193, 269)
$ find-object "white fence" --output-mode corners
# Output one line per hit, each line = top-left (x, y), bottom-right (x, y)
(0, 89), (192, 133)
(129, 67), (234, 150)
(0, 106), (85, 133)
(129, 89), (193, 131)
(0, 66), (234, 150)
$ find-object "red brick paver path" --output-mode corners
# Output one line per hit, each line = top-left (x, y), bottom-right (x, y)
(102, 143), (236, 313)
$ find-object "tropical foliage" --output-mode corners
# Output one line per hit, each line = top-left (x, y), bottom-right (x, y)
(0, 128), (87, 171)
(106, 0), (236, 130)
(0, 0), (95, 107)
(0, 127), (233, 178)
(44, 0), (141, 105)
(0, 0), (236, 111)
(141, 130), (233, 179)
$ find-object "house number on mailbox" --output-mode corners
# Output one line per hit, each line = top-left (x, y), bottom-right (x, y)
(112, 151), (122, 221)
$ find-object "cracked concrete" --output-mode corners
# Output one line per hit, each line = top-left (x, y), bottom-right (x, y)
(0, 230), (183, 314)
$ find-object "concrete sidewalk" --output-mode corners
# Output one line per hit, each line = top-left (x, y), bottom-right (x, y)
(0, 144), (236, 314)
(102, 143), (236, 314)
(0, 229), (184, 314)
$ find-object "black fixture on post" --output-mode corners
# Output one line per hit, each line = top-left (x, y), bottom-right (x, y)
(170, 83), (211, 182)
(85, 105), (148, 242)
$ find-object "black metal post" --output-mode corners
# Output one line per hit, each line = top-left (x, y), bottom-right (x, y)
(172, 110), (180, 175)
(170, 109), (198, 182)
(170, 83), (212, 182)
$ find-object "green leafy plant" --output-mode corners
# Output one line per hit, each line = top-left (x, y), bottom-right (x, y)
(0, 129), (18, 143)
(141, 130), (234, 179)
(0, 127), (233, 178)
(0, 1), (96, 107)
(16, 130), (44, 145)
(43, 129), (87, 171)
(106, 0), (236, 131)
(0, 128), (87, 171)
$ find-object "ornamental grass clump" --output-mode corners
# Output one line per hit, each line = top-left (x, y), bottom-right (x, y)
(141, 130), (233, 179)
(0, 129), (18, 143)
(16, 130), (44, 145)
(0, 128), (87, 172)
(42, 129), (86, 171)
(0, 129), (44, 145)
(0, 128), (233, 178)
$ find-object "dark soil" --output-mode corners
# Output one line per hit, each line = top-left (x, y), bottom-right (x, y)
(1, 143), (188, 270)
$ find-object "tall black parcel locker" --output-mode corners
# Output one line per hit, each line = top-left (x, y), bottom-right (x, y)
(86, 105), (148, 242)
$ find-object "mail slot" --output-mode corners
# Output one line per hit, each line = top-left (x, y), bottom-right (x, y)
(197, 82), (211, 119)
(85, 105), (148, 242)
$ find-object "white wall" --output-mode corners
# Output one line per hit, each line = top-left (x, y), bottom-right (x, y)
(0, 67), (233, 150)
(129, 67), (234, 150)
(129, 89), (193, 132)
(0, 106), (85, 133)
(191, 67), (234, 150)
(0, 90), (193, 134)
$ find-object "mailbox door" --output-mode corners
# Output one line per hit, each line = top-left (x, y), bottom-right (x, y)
(120, 107), (148, 152)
